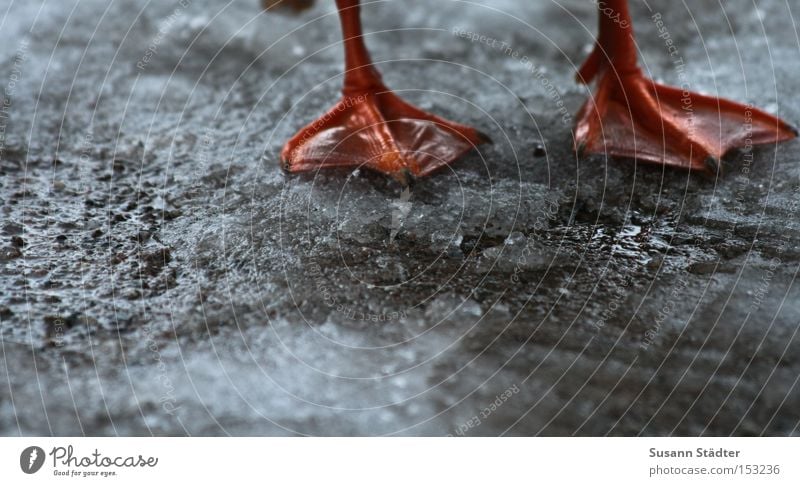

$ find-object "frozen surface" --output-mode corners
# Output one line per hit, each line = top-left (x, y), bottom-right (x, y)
(1, 0), (799, 436)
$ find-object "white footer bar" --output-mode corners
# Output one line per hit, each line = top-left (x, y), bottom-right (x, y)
(1, 438), (797, 485)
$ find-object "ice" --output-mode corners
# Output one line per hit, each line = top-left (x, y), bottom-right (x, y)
(0, 0), (799, 437)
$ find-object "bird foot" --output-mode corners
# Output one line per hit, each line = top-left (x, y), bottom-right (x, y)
(574, 68), (797, 174)
(281, 88), (489, 185)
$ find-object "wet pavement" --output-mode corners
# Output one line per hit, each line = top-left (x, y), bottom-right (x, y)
(1, 0), (799, 436)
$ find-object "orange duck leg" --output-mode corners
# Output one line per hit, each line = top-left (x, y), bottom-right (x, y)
(575, 0), (797, 174)
(281, 0), (488, 185)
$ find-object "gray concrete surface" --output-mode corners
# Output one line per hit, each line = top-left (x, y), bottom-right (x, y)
(0, 0), (799, 436)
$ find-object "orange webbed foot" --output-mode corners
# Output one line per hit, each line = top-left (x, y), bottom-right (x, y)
(280, 0), (487, 185)
(281, 89), (488, 185)
(575, 0), (797, 175)
(575, 70), (797, 174)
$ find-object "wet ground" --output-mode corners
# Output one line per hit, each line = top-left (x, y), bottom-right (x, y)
(1, 0), (799, 436)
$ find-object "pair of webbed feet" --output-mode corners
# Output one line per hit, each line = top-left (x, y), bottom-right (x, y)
(275, 0), (796, 184)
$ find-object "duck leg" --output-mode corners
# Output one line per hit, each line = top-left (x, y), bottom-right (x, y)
(574, 0), (796, 174)
(281, 0), (488, 185)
